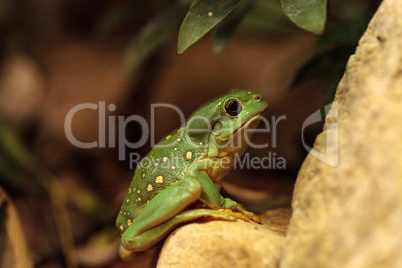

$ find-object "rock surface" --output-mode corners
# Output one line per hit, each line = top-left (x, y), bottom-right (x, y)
(281, 0), (402, 267)
(260, 208), (292, 236)
(157, 209), (290, 268)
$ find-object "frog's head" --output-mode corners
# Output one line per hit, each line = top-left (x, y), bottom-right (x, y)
(185, 89), (268, 158)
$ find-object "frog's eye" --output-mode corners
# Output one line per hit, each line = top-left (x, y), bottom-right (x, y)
(224, 99), (242, 116)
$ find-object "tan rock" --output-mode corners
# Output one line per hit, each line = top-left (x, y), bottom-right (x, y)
(260, 208), (292, 236)
(281, 0), (402, 268)
(157, 217), (285, 268)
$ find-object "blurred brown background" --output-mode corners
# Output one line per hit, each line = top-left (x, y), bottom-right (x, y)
(0, 0), (379, 267)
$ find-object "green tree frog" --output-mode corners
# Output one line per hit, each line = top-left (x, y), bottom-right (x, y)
(116, 89), (268, 259)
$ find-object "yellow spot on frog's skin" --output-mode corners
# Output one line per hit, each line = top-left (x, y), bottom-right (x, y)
(147, 184), (153, 191)
(128, 188), (131, 194)
(248, 91), (251, 94)
(120, 211), (122, 214)
(156, 158), (159, 161)
(177, 127), (183, 133)
(199, 142), (203, 145)
(186, 151), (192, 160)
(126, 198), (129, 203)
(120, 225), (124, 231)
(138, 197), (141, 201)
(147, 200), (150, 204)
(172, 166), (176, 170)
(218, 101), (221, 105)
(143, 173), (145, 178)
(177, 138), (181, 142)
(133, 188), (136, 191)
(155, 163), (158, 167)
(137, 190), (140, 193)
(174, 148), (177, 151)
(163, 157), (168, 162)
(166, 135), (171, 140)
(123, 212), (127, 215)
(208, 12), (213, 17)
(127, 219), (132, 226)
(155, 176), (164, 184)
(135, 198), (138, 202)
(144, 162), (147, 166)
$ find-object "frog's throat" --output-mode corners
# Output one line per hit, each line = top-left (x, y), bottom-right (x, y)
(225, 112), (263, 140)
(207, 112), (263, 159)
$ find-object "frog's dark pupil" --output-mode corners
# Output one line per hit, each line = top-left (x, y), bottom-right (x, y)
(225, 99), (242, 116)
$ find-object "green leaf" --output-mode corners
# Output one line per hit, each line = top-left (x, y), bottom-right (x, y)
(0, 159), (41, 194)
(291, 45), (354, 118)
(125, 7), (187, 77)
(292, 45), (354, 86)
(178, 0), (244, 53)
(212, 0), (253, 54)
(240, 0), (294, 34)
(94, 5), (134, 38)
(319, 67), (343, 118)
(0, 122), (37, 172)
(280, 0), (327, 34)
(0, 122), (51, 193)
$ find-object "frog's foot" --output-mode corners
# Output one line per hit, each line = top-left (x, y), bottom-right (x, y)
(216, 208), (252, 222)
(240, 210), (261, 223)
(232, 207), (261, 223)
(222, 198), (261, 223)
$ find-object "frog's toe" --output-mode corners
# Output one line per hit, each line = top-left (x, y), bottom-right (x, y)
(217, 209), (234, 213)
(214, 209), (249, 221)
(216, 208), (258, 222)
(249, 214), (261, 224)
(227, 212), (250, 222)
(241, 211), (261, 224)
(119, 245), (135, 260)
(238, 213), (251, 222)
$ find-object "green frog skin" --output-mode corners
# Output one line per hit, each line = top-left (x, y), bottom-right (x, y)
(116, 89), (268, 259)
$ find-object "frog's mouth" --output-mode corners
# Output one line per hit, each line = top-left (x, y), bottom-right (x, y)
(229, 112), (264, 137)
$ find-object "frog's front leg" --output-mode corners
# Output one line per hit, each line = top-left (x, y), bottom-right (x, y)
(189, 161), (261, 223)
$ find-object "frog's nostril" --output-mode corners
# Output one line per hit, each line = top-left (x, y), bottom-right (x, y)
(254, 95), (261, 101)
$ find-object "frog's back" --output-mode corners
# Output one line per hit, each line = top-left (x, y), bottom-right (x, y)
(116, 127), (205, 233)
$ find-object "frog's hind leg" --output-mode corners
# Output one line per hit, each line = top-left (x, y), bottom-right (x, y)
(121, 208), (244, 257)
(121, 177), (202, 255)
